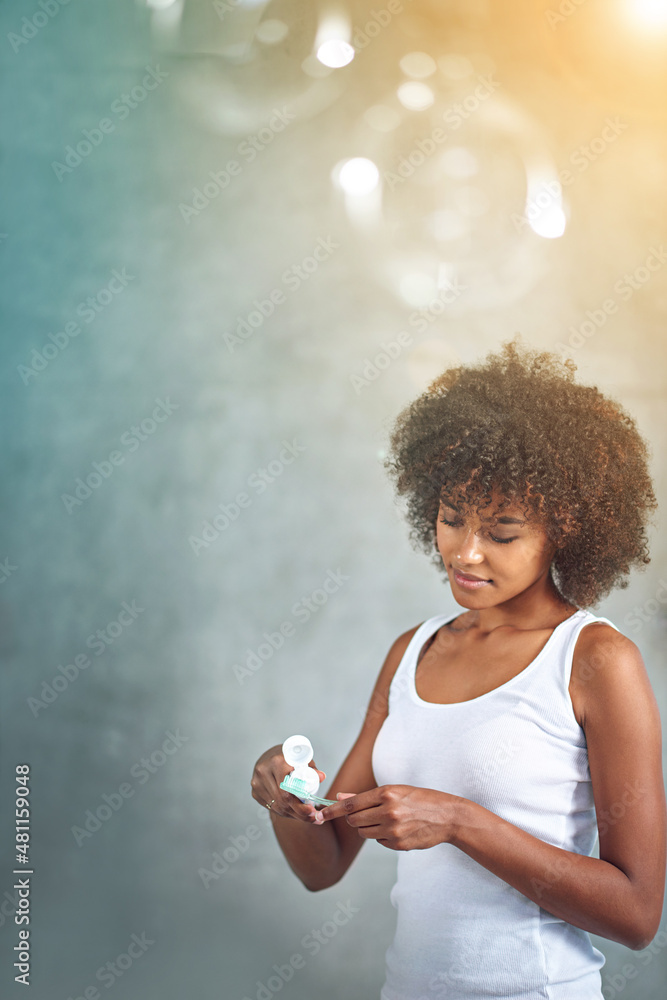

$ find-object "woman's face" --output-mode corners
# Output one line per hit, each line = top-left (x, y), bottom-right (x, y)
(436, 492), (559, 606)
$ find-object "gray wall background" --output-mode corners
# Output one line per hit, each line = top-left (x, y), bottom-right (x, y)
(1, 1), (666, 998)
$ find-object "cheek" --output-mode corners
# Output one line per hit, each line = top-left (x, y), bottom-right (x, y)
(512, 542), (548, 569)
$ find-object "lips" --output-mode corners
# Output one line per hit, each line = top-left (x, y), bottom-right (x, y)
(452, 569), (492, 590)
(453, 568), (490, 582)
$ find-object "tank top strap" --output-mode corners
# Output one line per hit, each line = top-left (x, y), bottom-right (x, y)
(388, 613), (463, 706)
(388, 609), (623, 710)
(557, 608), (622, 695)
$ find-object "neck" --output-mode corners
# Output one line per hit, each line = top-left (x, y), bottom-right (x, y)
(453, 571), (577, 635)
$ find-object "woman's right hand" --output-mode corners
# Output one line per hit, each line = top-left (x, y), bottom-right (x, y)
(250, 744), (327, 824)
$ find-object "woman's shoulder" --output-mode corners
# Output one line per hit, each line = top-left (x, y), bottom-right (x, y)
(375, 621), (431, 686)
(573, 614), (633, 659)
(387, 622), (424, 661)
(571, 615), (647, 719)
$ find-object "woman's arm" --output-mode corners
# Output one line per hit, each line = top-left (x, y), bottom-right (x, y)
(256, 624), (420, 891)
(450, 624), (666, 950)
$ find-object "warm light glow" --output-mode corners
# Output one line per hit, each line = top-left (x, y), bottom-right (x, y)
(315, 10), (353, 69)
(399, 51), (437, 78)
(524, 174), (568, 239)
(397, 81), (434, 111)
(429, 210), (469, 242)
(529, 205), (567, 239)
(440, 147), (478, 179)
(627, 0), (667, 28)
(454, 186), (489, 218)
(256, 20), (289, 44)
(438, 54), (473, 80)
(317, 39), (355, 67)
(399, 272), (438, 308)
(337, 158), (380, 195)
(301, 54), (334, 78)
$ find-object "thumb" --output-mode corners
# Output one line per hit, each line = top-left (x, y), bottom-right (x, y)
(336, 792), (355, 800)
(310, 762), (326, 781)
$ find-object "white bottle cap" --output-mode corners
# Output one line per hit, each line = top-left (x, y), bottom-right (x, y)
(281, 735), (319, 796)
(282, 735), (314, 767)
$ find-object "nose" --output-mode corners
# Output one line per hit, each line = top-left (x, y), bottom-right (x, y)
(455, 527), (484, 562)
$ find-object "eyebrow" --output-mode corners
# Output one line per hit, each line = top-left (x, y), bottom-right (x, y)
(440, 501), (527, 526)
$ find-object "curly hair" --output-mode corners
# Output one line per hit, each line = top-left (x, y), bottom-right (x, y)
(383, 335), (658, 609)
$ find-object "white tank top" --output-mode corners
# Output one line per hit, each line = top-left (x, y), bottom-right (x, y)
(372, 608), (619, 1000)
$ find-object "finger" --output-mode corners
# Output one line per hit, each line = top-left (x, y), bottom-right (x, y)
(281, 795), (319, 821)
(265, 784), (319, 822)
(310, 762), (326, 782)
(268, 768), (316, 819)
(354, 824), (386, 841)
(317, 797), (352, 822)
(339, 804), (387, 828)
(319, 790), (378, 822)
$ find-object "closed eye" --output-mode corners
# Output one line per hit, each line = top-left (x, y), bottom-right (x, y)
(438, 514), (517, 545)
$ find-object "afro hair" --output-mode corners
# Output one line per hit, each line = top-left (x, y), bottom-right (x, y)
(383, 335), (658, 609)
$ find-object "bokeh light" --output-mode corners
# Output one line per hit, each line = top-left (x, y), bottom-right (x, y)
(255, 19), (289, 45)
(336, 157), (381, 195)
(399, 51), (437, 78)
(397, 81), (435, 111)
(317, 39), (355, 68)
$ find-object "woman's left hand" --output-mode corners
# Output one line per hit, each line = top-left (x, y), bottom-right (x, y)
(318, 785), (465, 851)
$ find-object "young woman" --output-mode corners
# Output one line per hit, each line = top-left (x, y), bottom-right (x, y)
(250, 337), (666, 999)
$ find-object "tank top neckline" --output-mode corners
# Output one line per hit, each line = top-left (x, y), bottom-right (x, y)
(408, 607), (586, 709)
